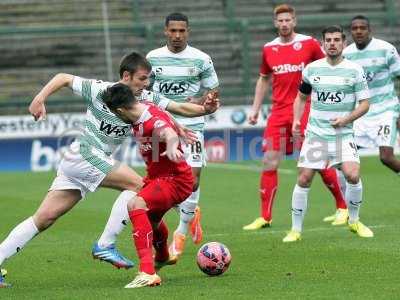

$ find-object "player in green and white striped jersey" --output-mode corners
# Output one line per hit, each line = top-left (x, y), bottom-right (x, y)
(343, 15), (400, 174)
(0, 52), (219, 286)
(283, 26), (373, 243)
(146, 13), (219, 259)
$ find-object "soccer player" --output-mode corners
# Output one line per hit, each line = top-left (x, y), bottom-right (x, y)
(146, 12), (219, 259)
(283, 25), (373, 242)
(101, 83), (194, 288)
(324, 16), (400, 220)
(243, 4), (348, 231)
(0, 52), (218, 288)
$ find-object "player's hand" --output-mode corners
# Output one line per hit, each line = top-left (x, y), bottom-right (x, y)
(330, 117), (347, 128)
(203, 92), (220, 114)
(176, 125), (198, 145)
(292, 120), (301, 136)
(161, 147), (184, 162)
(29, 95), (47, 121)
(248, 111), (259, 125)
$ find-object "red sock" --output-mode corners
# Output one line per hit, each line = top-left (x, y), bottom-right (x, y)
(260, 170), (278, 221)
(128, 209), (155, 274)
(153, 220), (169, 262)
(319, 168), (347, 209)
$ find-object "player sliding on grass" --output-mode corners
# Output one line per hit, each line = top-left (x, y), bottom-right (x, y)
(102, 83), (195, 288)
(0, 52), (219, 288)
(283, 26), (373, 242)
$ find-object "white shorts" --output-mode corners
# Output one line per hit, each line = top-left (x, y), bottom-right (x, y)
(49, 141), (115, 198)
(354, 111), (398, 148)
(182, 131), (206, 168)
(298, 135), (360, 169)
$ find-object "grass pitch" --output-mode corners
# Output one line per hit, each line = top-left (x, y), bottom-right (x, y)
(0, 157), (399, 299)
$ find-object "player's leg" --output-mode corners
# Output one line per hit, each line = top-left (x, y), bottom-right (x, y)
(170, 167), (201, 258)
(92, 164), (143, 269)
(376, 113), (400, 173)
(243, 117), (286, 230)
(152, 219), (177, 270)
(341, 161), (373, 238)
(125, 174), (192, 288)
(379, 146), (400, 173)
(124, 195), (161, 289)
(319, 167), (348, 225)
(170, 132), (204, 258)
(0, 189), (81, 271)
(283, 167), (316, 242)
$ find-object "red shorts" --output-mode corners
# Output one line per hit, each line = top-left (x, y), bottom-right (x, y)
(138, 172), (194, 223)
(262, 107), (309, 154)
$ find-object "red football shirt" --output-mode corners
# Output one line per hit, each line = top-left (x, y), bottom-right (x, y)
(259, 34), (325, 115)
(132, 103), (191, 178)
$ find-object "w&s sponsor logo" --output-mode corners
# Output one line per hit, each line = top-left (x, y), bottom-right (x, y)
(316, 91), (345, 103)
(158, 81), (189, 95)
(99, 121), (130, 137)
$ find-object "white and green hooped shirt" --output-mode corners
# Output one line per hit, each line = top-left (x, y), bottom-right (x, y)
(343, 38), (400, 117)
(302, 58), (370, 141)
(72, 77), (170, 174)
(146, 45), (219, 131)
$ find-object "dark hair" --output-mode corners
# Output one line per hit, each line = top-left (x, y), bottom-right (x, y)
(322, 25), (346, 40)
(351, 15), (370, 29)
(119, 52), (152, 79)
(102, 83), (136, 111)
(165, 12), (189, 26)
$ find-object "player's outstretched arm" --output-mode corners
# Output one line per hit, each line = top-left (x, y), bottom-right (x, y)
(249, 75), (270, 125)
(159, 127), (184, 162)
(29, 73), (74, 121)
(166, 92), (220, 117)
(331, 99), (370, 128)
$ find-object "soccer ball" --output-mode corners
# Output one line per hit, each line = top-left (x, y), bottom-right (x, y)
(196, 242), (231, 276)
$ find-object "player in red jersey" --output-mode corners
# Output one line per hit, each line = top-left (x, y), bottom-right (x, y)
(102, 82), (196, 288)
(243, 4), (348, 230)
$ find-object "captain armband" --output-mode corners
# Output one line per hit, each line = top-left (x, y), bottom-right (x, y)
(299, 81), (312, 95)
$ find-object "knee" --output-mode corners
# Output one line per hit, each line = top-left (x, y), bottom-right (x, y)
(262, 159), (279, 171)
(297, 173), (312, 188)
(127, 196), (147, 211)
(33, 211), (58, 231)
(124, 179), (144, 193)
(344, 172), (359, 184)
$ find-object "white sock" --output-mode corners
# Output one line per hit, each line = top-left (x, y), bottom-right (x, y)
(97, 190), (136, 248)
(346, 180), (363, 224)
(0, 217), (39, 265)
(291, 184), (309, 232)
(337, 169), (347, 200)
(176, 189), (199, 235)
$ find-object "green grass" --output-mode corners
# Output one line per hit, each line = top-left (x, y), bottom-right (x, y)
(0, 157), (399, 299)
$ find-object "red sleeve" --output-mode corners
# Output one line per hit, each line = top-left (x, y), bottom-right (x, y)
(259, 47), (272, 76)
(311, 38), (325, 60)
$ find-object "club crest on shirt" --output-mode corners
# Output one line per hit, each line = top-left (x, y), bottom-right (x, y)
(293, 42), (302, 51)
(188, 67), (196, 76)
